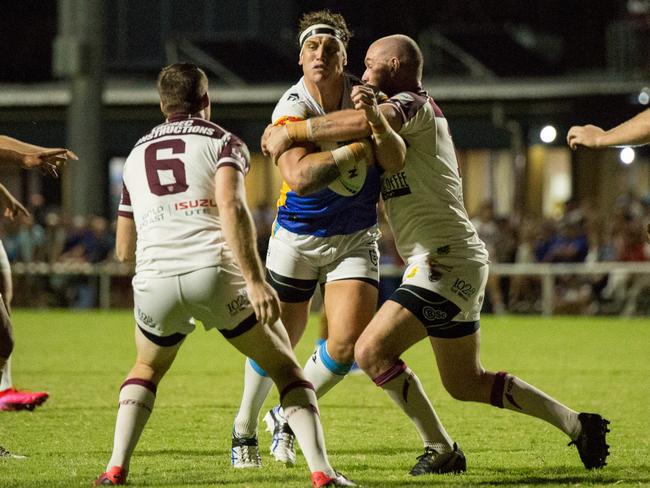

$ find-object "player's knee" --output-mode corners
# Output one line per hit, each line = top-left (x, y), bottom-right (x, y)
(325, 338), (355, 364)
(130, 361), (163, 383)
(354, 336), (383, 373)
(441, 372), (484, 402)
(443, 380), (475, 402)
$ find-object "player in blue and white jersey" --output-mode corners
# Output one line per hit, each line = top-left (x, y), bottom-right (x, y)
(265, 35), (610, 475)
(231, 10), (382, 469)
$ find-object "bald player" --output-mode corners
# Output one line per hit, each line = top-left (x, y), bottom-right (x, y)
(265, 34), (610, 475)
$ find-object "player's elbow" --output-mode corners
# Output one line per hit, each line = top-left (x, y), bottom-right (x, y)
(291, 180), (311, 197)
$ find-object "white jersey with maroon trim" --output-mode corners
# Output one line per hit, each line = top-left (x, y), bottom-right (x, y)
(119, 115), (250, 277)
(381, 91), (488, 264)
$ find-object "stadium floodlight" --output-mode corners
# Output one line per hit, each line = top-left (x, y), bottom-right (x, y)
(620, 147), (635, 165)
(540, 125), (557, 143)
(638, 88), (650, 105)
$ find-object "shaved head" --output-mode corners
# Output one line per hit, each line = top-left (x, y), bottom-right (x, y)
(362, 35), (423, 95)
(371, 35), (423, 81)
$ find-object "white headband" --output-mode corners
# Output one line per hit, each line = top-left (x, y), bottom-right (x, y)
(298, 23), (348, 62)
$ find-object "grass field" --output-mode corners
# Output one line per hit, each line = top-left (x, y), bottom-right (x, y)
(1, 310), (649, 487)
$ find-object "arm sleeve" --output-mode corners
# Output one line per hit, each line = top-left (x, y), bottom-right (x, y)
(216, 134), (251, 175)
(386, 91), (431, 136)
(271, 91), (309, 125)
(118, 182), (134, 219)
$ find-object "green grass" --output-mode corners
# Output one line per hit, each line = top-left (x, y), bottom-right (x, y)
(1, 311), (649, 487)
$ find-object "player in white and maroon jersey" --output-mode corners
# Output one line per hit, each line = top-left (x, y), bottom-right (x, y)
(264, 35), (610, 474)
(94, 63), (354, 488)
(230, 11), (378, 476)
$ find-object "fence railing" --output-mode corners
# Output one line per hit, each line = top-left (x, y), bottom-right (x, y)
(11, 261), (650, 315)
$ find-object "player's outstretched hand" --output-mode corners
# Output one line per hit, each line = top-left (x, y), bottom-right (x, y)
(567, 125), (605, 150)
(351, 85), (381, 126)
(22, 148), (78, 177)
(247, 281), (280, 326)
(0, 185), (30, 221)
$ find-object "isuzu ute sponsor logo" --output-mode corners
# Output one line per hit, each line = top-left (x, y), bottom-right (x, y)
(174, 199), (217, 210)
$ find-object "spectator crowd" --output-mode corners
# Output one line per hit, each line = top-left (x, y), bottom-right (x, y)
(2, 192), (649, 313)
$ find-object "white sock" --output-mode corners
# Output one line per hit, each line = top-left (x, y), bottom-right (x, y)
(281, 381), (334, 476)
(374, 360), (454, 451)
(233, 358), (274, 437)
(0, 356), (12, 390)
(491, 372), (581, 439)
(303, 341), (352, 398)
(107, 379), (156, 471)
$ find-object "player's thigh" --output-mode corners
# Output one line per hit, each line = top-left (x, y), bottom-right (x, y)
(429, 330), (483, 382)
(395, 256), (488, 381)
(133, 325), (183, 383)
(265, 230), (320, 342)
(321, 227), (380, 345)
(266, 229), (320, 303)
(323, 279), (377, 345)
(279, 300), (311, 346)
(355, 300), (427, 376)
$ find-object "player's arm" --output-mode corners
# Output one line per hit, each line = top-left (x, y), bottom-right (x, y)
(115, 216), (136, 262)
(276, 140), (372, 196)
(351, 85), (406, 173)
(266, 106), (403, 174)
(215, 166), (279, 325)
(0, 135), (78, 176)
(0, 184), (29, 221)
(567, 109), (650, 149)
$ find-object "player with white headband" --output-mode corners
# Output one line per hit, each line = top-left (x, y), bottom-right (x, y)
(229, 11), (387, 480)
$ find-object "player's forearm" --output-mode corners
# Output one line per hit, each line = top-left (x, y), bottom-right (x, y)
(220, 200), (266, 284)
(369, 113), (406, 173)
(291, 152), (341, 195)
(0, 135), (45, 154)
(601, 109), (650, 147)
(115, 217), (136, 262)
(0, 148), (25, 166)
(289, 110), (371, 143)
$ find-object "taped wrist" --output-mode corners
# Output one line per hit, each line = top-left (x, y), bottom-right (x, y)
(285, 119), (313, 142)
(331, 140), (371, 172)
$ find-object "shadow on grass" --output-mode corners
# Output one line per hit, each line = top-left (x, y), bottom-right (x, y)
(362, 471), (650, 486)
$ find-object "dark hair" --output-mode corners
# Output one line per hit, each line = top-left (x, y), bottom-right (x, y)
(298, 10), (352, 48)
(157, 63), (208, 114)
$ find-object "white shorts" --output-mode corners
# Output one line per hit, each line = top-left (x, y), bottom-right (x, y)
(132, 264), (257, 343)
(265, 225), (380, 302)
(391, 255), (488, 338)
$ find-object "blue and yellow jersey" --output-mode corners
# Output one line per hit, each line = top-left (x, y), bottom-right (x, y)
(271, 75), (380, 237)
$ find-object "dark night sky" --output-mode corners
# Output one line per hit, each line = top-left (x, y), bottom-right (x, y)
(0, 0), (637, 83)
